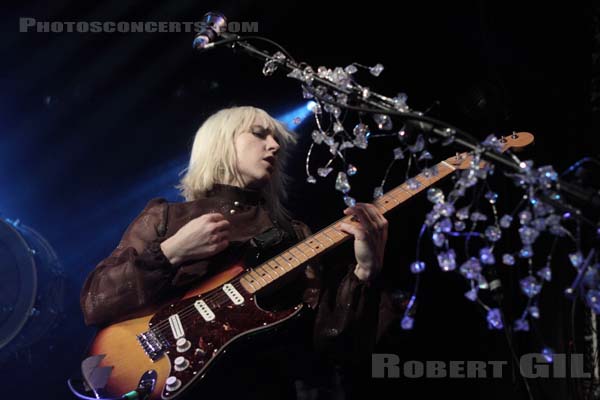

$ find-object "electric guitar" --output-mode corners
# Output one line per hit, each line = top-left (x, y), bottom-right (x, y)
(81, 132), (534, 399)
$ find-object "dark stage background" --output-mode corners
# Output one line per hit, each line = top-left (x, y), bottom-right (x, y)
(0, 1), (592, 399)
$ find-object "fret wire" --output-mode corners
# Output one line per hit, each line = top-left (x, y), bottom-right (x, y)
(255, 265), (274, 282)
(276, 256), (293, 272)
(264, 262), (281, 277)
(248, 269), (267, 287)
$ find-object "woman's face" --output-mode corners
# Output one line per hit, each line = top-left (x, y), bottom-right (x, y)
(233, 117), (280, 189)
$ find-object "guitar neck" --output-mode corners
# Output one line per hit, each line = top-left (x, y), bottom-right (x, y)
(237, 160), (458, 294)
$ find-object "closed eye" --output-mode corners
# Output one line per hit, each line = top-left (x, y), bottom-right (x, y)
(251, 127), (279, 143)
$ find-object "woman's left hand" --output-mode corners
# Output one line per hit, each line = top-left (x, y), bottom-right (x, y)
(338, 203), (388, 281)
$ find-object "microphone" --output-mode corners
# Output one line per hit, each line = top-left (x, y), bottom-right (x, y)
(192, 12), (229, 50)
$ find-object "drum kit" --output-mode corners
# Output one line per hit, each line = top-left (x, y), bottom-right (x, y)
(0, 216), (65, 363)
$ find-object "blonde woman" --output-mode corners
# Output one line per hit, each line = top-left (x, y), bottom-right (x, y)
(80, 106), (392, 399)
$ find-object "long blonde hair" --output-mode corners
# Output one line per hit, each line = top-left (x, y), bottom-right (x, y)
(178, 106), (297, 223)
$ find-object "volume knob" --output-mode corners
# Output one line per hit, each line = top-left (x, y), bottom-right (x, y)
(176, 337), (191, 353)
(165, 376), (181, 392)
(174, 356), (189, 371)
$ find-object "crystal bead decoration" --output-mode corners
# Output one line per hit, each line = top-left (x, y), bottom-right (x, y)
(537, 266), (552, 282)
(329, 142), (338, 156)
(542, 347), (554, 363)
(470, 212), (488, 222)
(408, 135), (425, 153)
(393, 147), (405, 160)
(302, 66), (315, 84)
(401, 315), (414, 330)
(306, 175), (317, 184)
(393, 93), (408, 111)
(569, 252), (583, 268)
(456, 207), (470, 220)
(460, 257), (482, 279)
(373, 186), (384, 199)
(487, 308), (503, 330)
(484, 226), (502, 242)
(479, 247), (495, 265)
(317, 167), (333, 177)
(519, 246), (534, 258)
(410, 261), (426, 274)
(477, 275), (489, 290)
(518, 226), (540, 245)
(432, 232), (445, 247)
(499, 215), (513, 229)
(343, 195), (356, 207)
(454, 220), (466, 231)
(438, 203), (455, 217)
(502, 254), (515, 266)
(352, 123), (370, 150)
(425, 211), (439, 227)
(346, 164), (358, 176)
(406, 178), (421, 190)
(519, 210), (532, 225)
(369, 63), (384, 76)
(311, 130), (324, 144)
(532, 218), (546, 231)
(344, 64), (357, 74)
(435, 218), (453, 233)
(340, 141), (354, 150)
(586, 290), (600, 314)
(514, 319), (530, 332)
(302, 88), (314, 100)
(482, 134), (504, 152)
(335, 172), (351, 193)
(333, 122), (344, 133)
(427, 188), (445, 204)
(485, 191), (498, 204)
(418, 151), (433, 161)
(422, 166), (439, 178)
(437, 249), (457, 271)
(520, 276), (542, 298)
(537, 165), (558, 187)
(286, 68), (302, 80)
(373, 114), (392, 130)
(353, 133), (368, 149)
(262, 59), (278, 76)
(465, 288), (478, 302)
(529, 306), (540, 319)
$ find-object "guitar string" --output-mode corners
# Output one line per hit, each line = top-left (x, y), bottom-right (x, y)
(146, 169), (451, 336)
(148, 187), (420, 335)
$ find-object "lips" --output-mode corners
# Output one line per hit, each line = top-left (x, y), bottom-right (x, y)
(263, 156), (275, 167)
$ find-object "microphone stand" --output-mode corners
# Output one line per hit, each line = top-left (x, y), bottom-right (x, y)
(199, 30), (600, 228)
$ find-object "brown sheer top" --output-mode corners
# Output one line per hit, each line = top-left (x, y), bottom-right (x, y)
(80, 184), (402, 361)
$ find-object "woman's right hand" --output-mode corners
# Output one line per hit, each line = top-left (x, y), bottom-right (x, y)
(160, 213), (230, 265)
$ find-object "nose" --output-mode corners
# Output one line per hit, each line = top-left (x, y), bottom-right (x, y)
(266, 134), (280, 154)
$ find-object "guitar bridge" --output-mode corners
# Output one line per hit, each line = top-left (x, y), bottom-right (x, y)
(137, 329), (167, 362)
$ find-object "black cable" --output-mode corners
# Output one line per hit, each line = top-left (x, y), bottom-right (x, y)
(67, 377), (127, 400)
(499, 308), (535, 400)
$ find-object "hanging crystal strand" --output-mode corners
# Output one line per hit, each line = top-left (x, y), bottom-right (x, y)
(305, 142), (317, 184)
(373, 157), (400, 200)
(402, 224), (428, 330)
